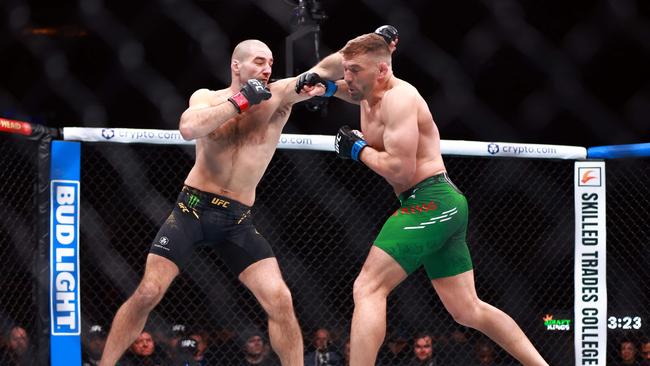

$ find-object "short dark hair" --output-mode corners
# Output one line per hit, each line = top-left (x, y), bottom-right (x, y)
(340, 33), (390, 61)
(413, 332), (433, 342)
(241, 331), (266, 347)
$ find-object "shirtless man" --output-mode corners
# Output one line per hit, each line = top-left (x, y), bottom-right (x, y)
(296, 33), (549, 366)
(98, 39), (334, 366)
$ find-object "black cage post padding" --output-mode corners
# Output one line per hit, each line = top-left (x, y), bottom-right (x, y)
(35, 135), (53, 366)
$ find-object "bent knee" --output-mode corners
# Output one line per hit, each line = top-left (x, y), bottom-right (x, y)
(133, 280), (166, 308)
(451, 310), (475, 327)
(352, 275), (383, 302)
(447, 299), (482, 327)
(264, 285), (294, 314)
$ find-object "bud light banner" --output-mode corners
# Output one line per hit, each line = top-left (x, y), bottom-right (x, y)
(50, 141), (82, 366)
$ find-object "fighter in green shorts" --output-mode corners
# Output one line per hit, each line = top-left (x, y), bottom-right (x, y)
(300, 29), (549, 365)
(374, 172), (473, 279)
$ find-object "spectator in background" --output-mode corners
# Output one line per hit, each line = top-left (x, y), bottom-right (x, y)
(447, 327), (473, 365)
(640, 339), (650, 366)
(166, 324), (188, 359)
(120, 330), (170, 366)
(153, 323), (189, 362)
(211, 328), (238, 365)
(304, 328), (343, 366)
(241, 331), (279, 366)
(188, 329), (211, 365)
(471, 339), (498, 366)
(407, 333), (438, 366)
(172, 335), (200, 366)
(377, 329), (410, 366)
(614, 339), (641, 366)
(147, 323), (174, 362)
(83, 324), (108, 366)
(2, 326), (35, 366)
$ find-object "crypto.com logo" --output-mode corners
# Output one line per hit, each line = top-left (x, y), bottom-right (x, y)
(101, 128), (115, 140)
(487, 143), (499, 155)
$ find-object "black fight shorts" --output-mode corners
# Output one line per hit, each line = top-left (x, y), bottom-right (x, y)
(149, 185), (274, 275)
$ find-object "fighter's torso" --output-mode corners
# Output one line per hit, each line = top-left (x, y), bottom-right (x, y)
(359, 78), (446, 194)
(184, 83), (293, 206)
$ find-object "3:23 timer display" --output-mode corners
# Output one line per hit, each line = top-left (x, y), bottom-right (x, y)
(607, 316), (642, 330)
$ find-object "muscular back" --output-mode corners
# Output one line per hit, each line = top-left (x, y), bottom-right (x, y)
(184, 80), (296, 206)
(359, 77), (445, 194)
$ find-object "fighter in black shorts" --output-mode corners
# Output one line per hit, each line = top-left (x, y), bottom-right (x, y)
(98, 38), (334, 366)
(150, 186), (274, 275)
(100, 31), (396, 366)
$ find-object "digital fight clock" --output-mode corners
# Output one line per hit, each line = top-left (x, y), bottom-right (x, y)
(607, 316), (642, 330)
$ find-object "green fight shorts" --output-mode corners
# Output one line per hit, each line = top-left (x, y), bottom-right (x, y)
(374, 172), (473, 279)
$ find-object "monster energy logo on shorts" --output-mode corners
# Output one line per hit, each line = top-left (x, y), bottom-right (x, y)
(187, 194), (200, 208)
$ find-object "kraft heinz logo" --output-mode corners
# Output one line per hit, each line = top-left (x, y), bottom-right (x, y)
(578, 167), (602, 186)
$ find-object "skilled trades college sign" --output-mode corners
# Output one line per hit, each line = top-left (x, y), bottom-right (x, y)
(574, 162), (607, 365)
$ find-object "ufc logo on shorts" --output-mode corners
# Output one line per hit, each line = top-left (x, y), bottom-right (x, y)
(211, 198), (230, 208)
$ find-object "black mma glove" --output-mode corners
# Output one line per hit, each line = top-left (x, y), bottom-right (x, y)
(295, 72), (337, 96)
(228, 79), (272, 113)
(375, 25), (399, 44)
(335, 125), (368, 161)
